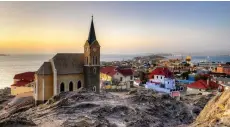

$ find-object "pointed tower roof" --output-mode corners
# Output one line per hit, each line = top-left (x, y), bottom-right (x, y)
(88, 15), (96, 45)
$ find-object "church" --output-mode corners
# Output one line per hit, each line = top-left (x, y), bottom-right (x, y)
(34, 16), (100, 104)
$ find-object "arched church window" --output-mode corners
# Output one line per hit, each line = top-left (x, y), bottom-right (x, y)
(69, 81), (73, 91)
(77, 81), (82, 89)
(60, 82), (65, 92)
(96, 56), (97, 65)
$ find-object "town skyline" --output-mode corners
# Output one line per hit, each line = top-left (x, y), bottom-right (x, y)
(0, 1), (230, 55)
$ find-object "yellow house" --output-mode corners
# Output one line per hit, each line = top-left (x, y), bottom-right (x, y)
(100, 72), (112, 82)
(11, 72), (35, 95)
(100, 66), (117, 85)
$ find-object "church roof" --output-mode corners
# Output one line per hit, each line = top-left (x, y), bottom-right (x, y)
(52, 53), (84, 75)
(87, 16), (97, 45)
(36, 62), (53, 75)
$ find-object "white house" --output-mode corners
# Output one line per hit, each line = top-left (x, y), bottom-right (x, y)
(113, 68), (134, 87)
(145, 67), (176, 93)
(100, 66), (134, 89)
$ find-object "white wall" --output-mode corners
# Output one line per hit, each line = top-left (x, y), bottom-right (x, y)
(113, 72), (133, 85)
(153, 75), (165, 84)
(150, 75), (175, 89)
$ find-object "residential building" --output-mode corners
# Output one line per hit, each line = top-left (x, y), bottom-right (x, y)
(100, 66), (116, 86)
(145, 67), (176, 93)
(223, 66), (230, 75)
(34, 16), (100, 105)
(100, 66), (134, 88)
(187, 79), (220, 94)
(11, 72), (35, 95)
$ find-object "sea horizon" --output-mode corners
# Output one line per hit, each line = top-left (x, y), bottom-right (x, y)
(1, 54), (230, 89)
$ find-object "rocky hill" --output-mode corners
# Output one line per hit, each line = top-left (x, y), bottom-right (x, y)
(0, 87), (14, 110)
(191, 89), (230, 127)
(0, 88), (214, 127)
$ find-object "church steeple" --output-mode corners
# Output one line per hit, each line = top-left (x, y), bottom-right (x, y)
(88, 15), (96, 45)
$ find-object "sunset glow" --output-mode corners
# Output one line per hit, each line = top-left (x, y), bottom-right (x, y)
(0, 1), (230, 54)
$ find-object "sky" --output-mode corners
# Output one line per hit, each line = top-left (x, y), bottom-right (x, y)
(0, 1), (230, 55)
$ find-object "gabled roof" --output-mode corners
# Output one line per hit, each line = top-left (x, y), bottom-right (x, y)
(187, 80), (220, 90)
(36, 62), (53, 75)
(14, 72), (35, 81)
(116, 68), (133, 76)
(100, 66), (117, 77)
(149, 67), (173, 78)
(52, 53), (84, 75)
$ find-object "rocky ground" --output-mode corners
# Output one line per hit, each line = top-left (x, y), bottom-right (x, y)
(0, 87), (14, 110)
(0, 88), (214, 127)
(191, 89), (230, 127)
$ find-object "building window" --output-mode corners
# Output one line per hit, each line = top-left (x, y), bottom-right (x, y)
(69, 81), (73, 91)
(168, 82), (169, 84)
(93, 67), (96, 74)
(96, 56), (98, 65)
(157, 76), (158, 79)
(60, 82), (65, 92)
(120, 77), (123, 81)
(93, 86), (96, 92)
(77, 80), (82, 89)
(130, 76), (133, 80)
(161, 76), (162, 79)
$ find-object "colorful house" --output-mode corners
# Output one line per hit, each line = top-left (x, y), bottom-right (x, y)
(100, 66), (134, 90)
(187, 79), (220, 94)
(11, 72), (35, 95)
(145, 67), (177, 94)
(100, 66), (117, 85)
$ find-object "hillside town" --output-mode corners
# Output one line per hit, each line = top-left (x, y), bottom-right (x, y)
(0, 16), (230, 126)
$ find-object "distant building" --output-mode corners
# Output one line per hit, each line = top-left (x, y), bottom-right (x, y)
(34, 16), (101, 105)
(216, 64), (230, 75)
(11, 72), (35, 95)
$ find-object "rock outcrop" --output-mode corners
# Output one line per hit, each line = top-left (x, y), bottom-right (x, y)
(0, 88), (214, 127)
(191, 89), (230, 127)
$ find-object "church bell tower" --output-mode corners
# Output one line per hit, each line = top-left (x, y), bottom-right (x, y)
(84, 16), (100, 93)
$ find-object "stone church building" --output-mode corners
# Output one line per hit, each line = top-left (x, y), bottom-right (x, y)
(34, 16), (100, 104)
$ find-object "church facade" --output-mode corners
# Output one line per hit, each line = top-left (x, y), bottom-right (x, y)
(34, 16), (100, 104)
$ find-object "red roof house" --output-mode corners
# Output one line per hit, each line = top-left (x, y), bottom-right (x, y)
(187, 79), (220, 90)
(11, 72), (35, 87)
(148, 67), (174, 79)
(11, 72), (35, 95)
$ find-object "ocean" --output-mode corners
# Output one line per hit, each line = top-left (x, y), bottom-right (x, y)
(1, 54), (230, 89)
